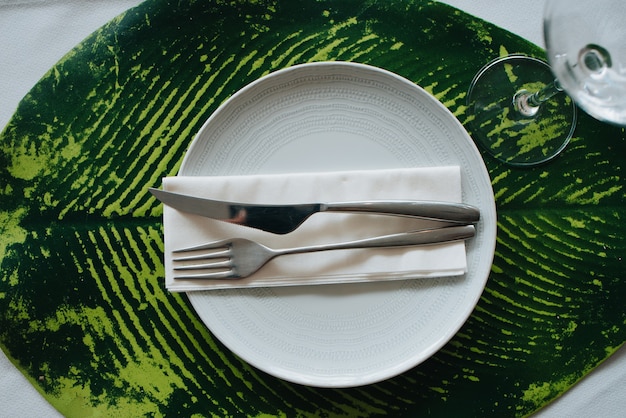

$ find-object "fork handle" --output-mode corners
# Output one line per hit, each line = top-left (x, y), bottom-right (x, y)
(322, 201), (480, 224)
(275, 225), (475, 256)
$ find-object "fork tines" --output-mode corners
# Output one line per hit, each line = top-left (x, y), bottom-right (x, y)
(171, 242), (235, 279)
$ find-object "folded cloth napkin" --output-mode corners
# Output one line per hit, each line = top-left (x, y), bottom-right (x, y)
(162, 166), (468, 292)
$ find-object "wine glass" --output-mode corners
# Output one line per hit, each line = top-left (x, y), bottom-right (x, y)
(467, 0), (626, 167)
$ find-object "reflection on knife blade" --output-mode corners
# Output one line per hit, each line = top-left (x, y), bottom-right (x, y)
(148, 187), (480, 235)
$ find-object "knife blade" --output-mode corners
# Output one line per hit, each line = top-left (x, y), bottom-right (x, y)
(149, 187), (480, 234)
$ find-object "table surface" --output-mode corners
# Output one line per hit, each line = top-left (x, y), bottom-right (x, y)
(1, 1), (624, 416)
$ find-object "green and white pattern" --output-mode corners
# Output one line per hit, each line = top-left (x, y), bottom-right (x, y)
(1, 0), (625, 416)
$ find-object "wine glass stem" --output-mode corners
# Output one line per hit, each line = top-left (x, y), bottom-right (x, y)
(515, 78), (564, 117)
(527, 79), (563, 106)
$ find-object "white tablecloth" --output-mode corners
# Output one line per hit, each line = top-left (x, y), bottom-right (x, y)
(1, 0), (624, 416)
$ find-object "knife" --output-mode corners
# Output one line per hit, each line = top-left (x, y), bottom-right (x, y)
(149, 187), (480, 235)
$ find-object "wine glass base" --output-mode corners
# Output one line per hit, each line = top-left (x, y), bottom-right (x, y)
(467, 55), (577, 167)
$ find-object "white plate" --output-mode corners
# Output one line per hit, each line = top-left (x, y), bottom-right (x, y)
(179, 62), (497, 387)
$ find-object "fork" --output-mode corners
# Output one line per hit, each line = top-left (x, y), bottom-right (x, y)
(171, 225), (475, 279)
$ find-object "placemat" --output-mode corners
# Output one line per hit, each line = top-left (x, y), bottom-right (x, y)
(1, 0), (624, 416)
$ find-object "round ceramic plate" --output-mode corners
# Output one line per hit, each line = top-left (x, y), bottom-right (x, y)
(180, 62), (497, 387)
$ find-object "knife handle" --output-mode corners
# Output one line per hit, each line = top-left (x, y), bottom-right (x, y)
(322, 201), (480, 224)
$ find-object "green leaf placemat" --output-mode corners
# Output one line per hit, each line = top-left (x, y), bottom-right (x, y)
(1, 0), (625, 416)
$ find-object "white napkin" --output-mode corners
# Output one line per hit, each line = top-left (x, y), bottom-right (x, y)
(162, 167), (468, 291)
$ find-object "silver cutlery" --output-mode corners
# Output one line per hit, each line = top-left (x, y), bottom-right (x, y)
(170, 225), (475, 279)
(149, 188), (480, 234)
